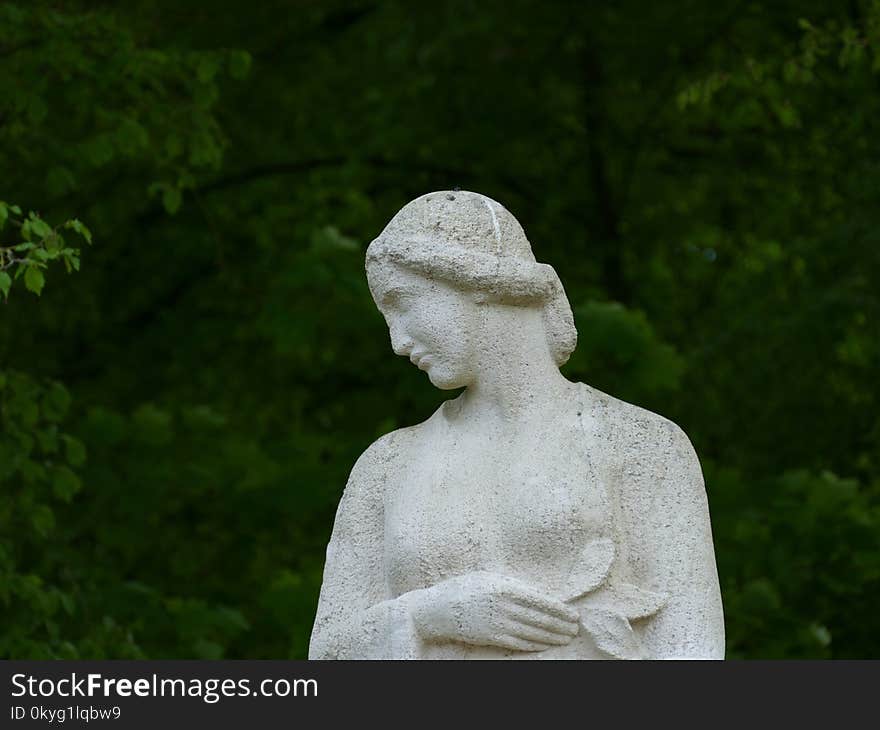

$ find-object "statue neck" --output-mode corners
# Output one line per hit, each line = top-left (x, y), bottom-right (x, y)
(455, 305), (573, 424)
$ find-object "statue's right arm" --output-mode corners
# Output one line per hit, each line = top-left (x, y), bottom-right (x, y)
(309, 432), (424, 659)
(309, 430), (582, 658)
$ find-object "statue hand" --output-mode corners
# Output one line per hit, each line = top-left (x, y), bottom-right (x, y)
(408, 571), (580, 651)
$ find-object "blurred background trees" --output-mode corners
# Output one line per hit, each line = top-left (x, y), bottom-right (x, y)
(1, 0), (878, 659)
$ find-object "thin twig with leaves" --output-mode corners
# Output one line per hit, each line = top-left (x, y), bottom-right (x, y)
(0, 202), (92, 300)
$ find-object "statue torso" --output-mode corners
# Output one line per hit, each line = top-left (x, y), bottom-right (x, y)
(382, 383), (617, 658)
(309, 379), (723, 660)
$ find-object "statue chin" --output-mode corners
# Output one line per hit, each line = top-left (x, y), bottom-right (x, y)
(425, 367), (468, 391)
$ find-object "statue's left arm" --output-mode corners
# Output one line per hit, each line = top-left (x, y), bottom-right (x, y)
(621, 418), (725, 659)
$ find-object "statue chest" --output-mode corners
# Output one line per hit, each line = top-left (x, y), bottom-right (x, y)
(383, 427), (611, 597)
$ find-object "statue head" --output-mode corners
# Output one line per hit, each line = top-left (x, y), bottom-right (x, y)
(366, 191), (577, 389)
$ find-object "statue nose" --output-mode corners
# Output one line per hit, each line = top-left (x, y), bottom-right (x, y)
(390, 328), (413, 357)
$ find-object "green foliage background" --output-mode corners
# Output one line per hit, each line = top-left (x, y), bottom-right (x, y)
(2, 0), (878, 659)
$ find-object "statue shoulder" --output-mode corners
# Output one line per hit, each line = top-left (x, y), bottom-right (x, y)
(344, 424), (420, 496)
(576, 382), (702, 482)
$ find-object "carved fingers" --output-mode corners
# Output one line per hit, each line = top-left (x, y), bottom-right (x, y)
(496, 579), (580, 623)
(408, 571), (580, 652)
(489, 634), (565, 653)
(490, 582), (580, 651)
(500, 616), (579, 649)
(503, 604), (580, 638)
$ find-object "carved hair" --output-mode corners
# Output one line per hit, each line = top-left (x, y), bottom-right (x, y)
(366, 191), (577, 366)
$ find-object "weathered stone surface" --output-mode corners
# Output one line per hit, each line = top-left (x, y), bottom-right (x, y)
(309, 191), (724, 659)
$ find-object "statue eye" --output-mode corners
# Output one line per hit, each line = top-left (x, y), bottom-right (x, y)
(381, 292), (400, 309)
(381, 287), (414, 309)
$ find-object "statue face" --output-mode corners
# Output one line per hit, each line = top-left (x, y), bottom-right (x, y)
(369, 264), (480, 390)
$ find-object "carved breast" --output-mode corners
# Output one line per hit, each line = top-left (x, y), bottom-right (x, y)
(383, 409), (612, 599)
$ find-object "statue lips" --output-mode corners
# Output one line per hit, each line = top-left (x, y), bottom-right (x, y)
(410, 353), (431, 370)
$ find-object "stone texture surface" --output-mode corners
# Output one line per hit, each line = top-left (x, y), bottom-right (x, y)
(309, 191), (725, 659)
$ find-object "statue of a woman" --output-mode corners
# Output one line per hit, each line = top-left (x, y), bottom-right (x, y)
(309, 191), (724, 659)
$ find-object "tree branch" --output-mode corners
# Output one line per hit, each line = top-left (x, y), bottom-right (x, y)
(618, 0), (751, 210)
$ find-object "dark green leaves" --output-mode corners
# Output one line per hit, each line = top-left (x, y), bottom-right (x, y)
(64, 219), (92, 245)
(61, 435), (87, 466)
(0, 207), (91, 299)
(24, 266), (44, 295)
(228, 50), (252, 80)
(52, 467), (82, 502)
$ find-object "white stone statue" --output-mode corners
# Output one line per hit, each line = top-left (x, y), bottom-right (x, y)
(309, 191), (725, 659)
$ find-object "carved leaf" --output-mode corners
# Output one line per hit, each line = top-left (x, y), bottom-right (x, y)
(561, 537), (615, 602)
(579, 608), (642, 660)
(586, 582), (668, 620)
